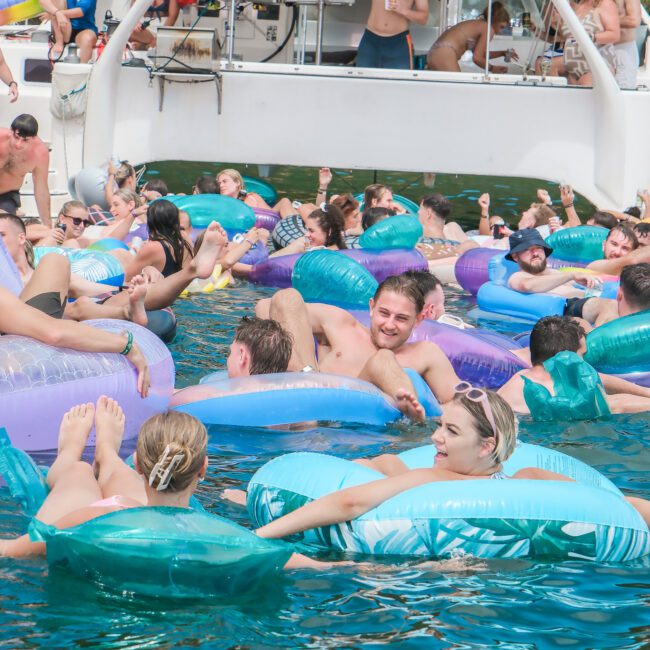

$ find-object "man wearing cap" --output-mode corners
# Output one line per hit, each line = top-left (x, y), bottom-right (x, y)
(0, 114), (51, 226)
(506, 228), (608, 322)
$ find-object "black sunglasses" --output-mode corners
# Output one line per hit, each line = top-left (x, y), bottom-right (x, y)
(61, 213), (91, 227)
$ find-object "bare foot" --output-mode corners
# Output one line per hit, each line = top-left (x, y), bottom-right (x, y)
(191, 221), (227, 279)
(58, 402), (95, 458)
(283, 552), (347, 570)
(222, 488), (247, 506)
(125, 275), (148, 327)
(93, 395), (126, 477)
(395, 388), (425, 423)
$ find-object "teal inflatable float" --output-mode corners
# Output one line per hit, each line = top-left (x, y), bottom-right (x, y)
(164, 194), (256, 232)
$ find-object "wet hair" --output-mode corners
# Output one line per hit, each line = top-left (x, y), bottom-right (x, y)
(136, 411), (207, 493)
(306, 204), (347, 249)
(362, 207), (395, 231)
(624, 206), (642, 219)
(331, 194), (360, 221)
(59, 200), (87, 218)
(114, 162), (136, 188)
(373, 274), (424, 314)
(453, 389), (517, 465)
(606, 223), (638, 250)
(142, 179), (168, 196)
(421, 193), (451, 222)
(529, 315), (585, 366)
(234, 316), (293, 375)
(11, 114), (38, 137)
(217, 169), (247, 199)
(194, 175), (220, 194)
(364, 183), (392, 208)
(633, 222), (650, 240)
(527, 203), (556, 226)
(146, 199), (194, 269)
(588, 210), (618, 230)
(482, 1), (510, 26)
(401, 270), (442, 299)
(619, 263), (650, 311)
(113, 188), (141, 208)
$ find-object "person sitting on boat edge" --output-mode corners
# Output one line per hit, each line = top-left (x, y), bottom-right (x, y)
(0, 398), (326, 569)
(255, 274), (461, 422)
(226, 316), (293, 378)
(356, 0), (429, 70)
(0, 115), (51, 227)
(506, 228), (610, 323)
(427, 2), (513, 73)
(497, 315), (650, 416)
(40, 0), (98, 63)
(225, 386), (650, 532)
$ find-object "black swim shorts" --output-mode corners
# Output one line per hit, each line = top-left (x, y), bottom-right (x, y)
(25, 291), (65, 319)
(563, 297), (589, 319)
(0, 190), (21, 215)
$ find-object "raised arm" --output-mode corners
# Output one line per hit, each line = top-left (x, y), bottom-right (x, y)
(32, 145), (51, 228)
(560, 184), (581, 227)
(478, 193), (491, 235)
(255, 468), (437, 539)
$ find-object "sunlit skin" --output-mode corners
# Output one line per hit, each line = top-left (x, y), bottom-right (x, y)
(517, 206), (538, 230)
(110, 195), (135, 220)
(11, 130), (33, 153)
(430, 401), (496, 476)
(304, 216), (327, 248)
(217, 174), (240, 198)
(368, 291), (423, 351)
(372, 189), (394, 209)
(0, 219), (24, 260)
(58, 206), (90, 240)
(512, 245), (548, 274)
(604, 231), (636, 259)
(423, 286), (445, 320)
(226, 341), (249, 378)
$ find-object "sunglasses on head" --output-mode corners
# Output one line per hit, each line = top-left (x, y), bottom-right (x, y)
(61, 213), (91, 227)
(454, 382), (497, 439)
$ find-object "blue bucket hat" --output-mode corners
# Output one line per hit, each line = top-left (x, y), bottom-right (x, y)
(505, 228), (553, 261)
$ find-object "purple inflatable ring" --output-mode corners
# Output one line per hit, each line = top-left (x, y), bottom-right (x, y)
(0, 320), (174, 451)
(350, 310), (528, 389)
(249, 248), (428, 288)
(253, 208), (281, 232)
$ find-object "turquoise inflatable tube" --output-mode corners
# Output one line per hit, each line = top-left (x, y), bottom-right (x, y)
(477, 282), (567, 322)
(242, 175), (278, 205)
(546, 226), (607, 263)
(359, 215), (423, 250)
(248, 443), (650, 561)
(29, 507), (292, 599)
(170, 370), (441, 427)
(164, 194), (256, 232)
(354, 193), (419, 214)
(33, 247), (124, 287)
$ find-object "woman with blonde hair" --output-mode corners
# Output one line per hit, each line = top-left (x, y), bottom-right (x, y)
(217, 169), (273, 210)
(427, 2), (514, 73)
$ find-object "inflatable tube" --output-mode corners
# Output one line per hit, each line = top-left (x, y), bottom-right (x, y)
(292, 250), (378, 308)
(477, 282), (567, 323)
(546, 226), (607, 263)
(68, 167), (109, 210)
(585, 310), (650, 376)
(240, 242), (269, 266)
(0, 237), (22, 295)
(171, 371), (441, 427)
(249, 248), (428, 288)
(0, 320), (174, 451)
(242, 175), (278, 206)
(164, 195), (256, 233)
(123, 223), (149, 246)
(146, 308), (177, 343)
(87, 238), (129, 252)
(359, 215), (422, 250)
(181, 265), (231, 296)
(455, 248), (503, 295)
(33, 247), (125, 287)
(253, 207), (281, 232)
(350, 311), (528, 389)
(354, 193), (419, 214)
(272, 214), (305, 250)
(30, 507), (292, 599)
(248, 443), (650, 561)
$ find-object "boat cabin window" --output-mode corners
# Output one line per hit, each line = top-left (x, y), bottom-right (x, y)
(23, 59), (52, 84)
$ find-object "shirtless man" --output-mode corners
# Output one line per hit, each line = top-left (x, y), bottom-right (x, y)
(256, 275), (461, 421)
(498, 316), (650, 415)
(613, 0), (641, 89)
(587, 223), (650, 276)
(0, 115), (51, 226)
(506, 228), (608, 323)
(357, 0), (429, 70)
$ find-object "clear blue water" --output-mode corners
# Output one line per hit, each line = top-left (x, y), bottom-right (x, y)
(1, 282), (649, 648)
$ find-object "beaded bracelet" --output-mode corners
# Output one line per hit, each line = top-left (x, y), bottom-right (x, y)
(120, 331), (134, 355)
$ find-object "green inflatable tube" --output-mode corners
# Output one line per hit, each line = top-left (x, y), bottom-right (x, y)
(29, 507), (292, 599)
(164, 194), (256, 231)
(584, 309), (650, 374)
(359, 215), (423, 250)
(354, 193), (419, 214)
(292, 249), (378, 307)
(545, 226), (607, 263)
(242, 175), (278, 205)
